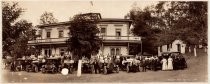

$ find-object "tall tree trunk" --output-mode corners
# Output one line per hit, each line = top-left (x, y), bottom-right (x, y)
(194, 45), (197, 57)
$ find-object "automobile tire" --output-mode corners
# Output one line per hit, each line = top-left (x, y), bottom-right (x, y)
(26, 68), (29, 72)
(69, 67), (73, 74)
(42, 68), (45, 73)
(35, 66), (38, 72)
(16, 67), (20, 72)
(138, 66), (141, 72)
(52, 68), (55, 73)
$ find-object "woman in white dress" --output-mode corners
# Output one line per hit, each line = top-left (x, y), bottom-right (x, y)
(167, 56), (173, 70)
(161, 58), (168, 70)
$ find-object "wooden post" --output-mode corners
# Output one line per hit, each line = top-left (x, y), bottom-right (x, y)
(204, 46), (207, 52)
(77, 59), (82, 77)
(194, 45), (197, 57)
(158, 46), (161, 56)
(102, 43), (104, 55)
(141, 41), (142, 55)
(189, 46), (191, 53)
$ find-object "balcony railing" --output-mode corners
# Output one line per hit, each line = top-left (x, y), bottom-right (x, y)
(99, 35), (141, 41)
(28, 36), (141, 44)
(28, 37), (69, 44)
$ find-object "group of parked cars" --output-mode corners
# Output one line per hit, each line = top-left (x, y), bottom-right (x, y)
(6, 52), (187, 75)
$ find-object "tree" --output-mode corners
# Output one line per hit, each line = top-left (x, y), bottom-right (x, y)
(126, 5), (164, 54)
(40, 11), (58, 24)
(2, 2), (37, 59)
(66, 13), (102, 76)
(156, 1), (207, 56)
(127, 1), (207, 55)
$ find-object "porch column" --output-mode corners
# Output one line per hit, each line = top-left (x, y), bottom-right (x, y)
(127, 43), (130, 55)
(51, 47), (55, 55)
(41, 48), (45, 56)
(141, 41), (142, 55)
(102, 43), (104, 55)
(54, 47), (56, 55)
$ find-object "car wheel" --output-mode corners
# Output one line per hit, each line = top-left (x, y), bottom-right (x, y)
(42, 68), (45, 73)
(138, 66), (141, 72)
(69, 67), (73, 74)
(26, 68), (29, 72)
(35, 66), (38, 72)
(16, 67), (20, 72)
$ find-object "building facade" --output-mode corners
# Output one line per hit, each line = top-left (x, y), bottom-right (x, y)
(28, 18), (141, 58)
(158, 40), (186, 56)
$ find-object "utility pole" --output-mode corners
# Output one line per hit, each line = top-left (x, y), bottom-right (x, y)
(90, 1), (93, 13)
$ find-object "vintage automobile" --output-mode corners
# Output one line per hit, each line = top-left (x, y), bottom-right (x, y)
(122, 55), (141, 73)
(62, 59), (74, 74)
(102, 57), (119, 74)
(25, 60), (39, 72)
(41, 57), (62, 73)
(170, 52), (183, 59)
(25, 56), (46, 72)
(13, 58), (26, 71)
(81, 58), (95, 74)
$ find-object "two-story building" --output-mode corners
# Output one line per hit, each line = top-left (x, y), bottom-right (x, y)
(28, 17), (141, 58)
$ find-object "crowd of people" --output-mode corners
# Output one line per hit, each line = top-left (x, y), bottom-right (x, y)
(4, 52), (187, 74)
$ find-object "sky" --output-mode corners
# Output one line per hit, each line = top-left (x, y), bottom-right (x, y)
(13, 0), (158, 26)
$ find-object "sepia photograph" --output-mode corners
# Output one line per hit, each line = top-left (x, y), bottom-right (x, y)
(1, 0), (208, 83)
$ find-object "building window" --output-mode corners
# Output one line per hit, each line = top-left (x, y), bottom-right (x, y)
(116, 48), (120, 55)
(116, 29), (121, 39)
(110, 48), (121, 56)
(38, 30), (42, 36)
(101, 28), (106, 36)
(111, 48), (115, 56)
(59, 30), (64, 38)
(46, 31), (51, 38)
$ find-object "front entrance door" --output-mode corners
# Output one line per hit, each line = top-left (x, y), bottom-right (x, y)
(177, 44), (181, 52)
